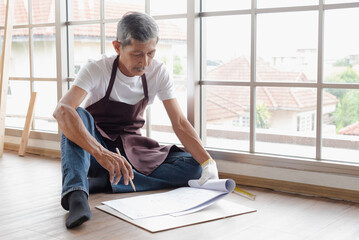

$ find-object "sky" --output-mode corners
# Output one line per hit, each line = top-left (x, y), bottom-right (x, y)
(204, 7), (359, 62)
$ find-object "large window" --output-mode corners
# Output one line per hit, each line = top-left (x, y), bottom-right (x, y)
(1, 0), (359, 173)
(0, 0), (57, 135)
(200, 0), (359, 165)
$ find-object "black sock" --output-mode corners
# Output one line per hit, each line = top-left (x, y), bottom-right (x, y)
(88, 177), (112, 193)
(65, 190), (92, 229)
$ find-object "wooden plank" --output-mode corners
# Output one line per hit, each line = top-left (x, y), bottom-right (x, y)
(18, 92), (37, 156)
(0, 0), (15, 157)
(5, 142), (61, 159)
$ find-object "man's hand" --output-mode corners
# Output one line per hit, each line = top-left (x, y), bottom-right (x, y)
(93, 147), (134, 186)
(198, 159), (219, 185)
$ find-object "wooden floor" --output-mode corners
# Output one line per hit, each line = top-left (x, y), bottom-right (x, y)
(1, 150), (359, 240)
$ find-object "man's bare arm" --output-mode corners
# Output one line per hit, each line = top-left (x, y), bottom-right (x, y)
(163, 98), (219, 184)
(53, 86), (133, 185)
(163, 98), (211, 165)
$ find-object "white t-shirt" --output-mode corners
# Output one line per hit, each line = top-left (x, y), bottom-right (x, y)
(74, 55), (175, 108)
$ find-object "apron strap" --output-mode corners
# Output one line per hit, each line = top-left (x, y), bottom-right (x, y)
(141, 74), (148, 98)
(105, 55), (119, 99)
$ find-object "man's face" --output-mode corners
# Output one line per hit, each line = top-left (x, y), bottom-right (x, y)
(113, 38), (157, 77)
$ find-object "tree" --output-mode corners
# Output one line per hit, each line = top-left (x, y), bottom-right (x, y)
(333, 58), (351, 67)
(256, 103), (271, 129)
(173, 56), (183, 75)
(326, 67), (359, 100)
(160, 56), (183, 75)
(325, 66), (359, 131)
(334, 90), (359, 131)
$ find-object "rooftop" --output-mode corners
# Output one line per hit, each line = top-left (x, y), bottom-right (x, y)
(0, 0), (186, 41)
(339, 122), (359, 135)
(206, 57), (338, 122)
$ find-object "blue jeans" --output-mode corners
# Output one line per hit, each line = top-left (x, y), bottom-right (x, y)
(61, 108), (202, 209)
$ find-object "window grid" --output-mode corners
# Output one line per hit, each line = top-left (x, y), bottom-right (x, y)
(1, 0), (359, 175)
(2, 0), (58, 140)
(199, 0), (359, 163)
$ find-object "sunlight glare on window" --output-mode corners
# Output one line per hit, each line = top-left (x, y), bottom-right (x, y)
(104, 0), (145, 19)
(257, 11), (318, 82)
(323, 8), (359, 83)
(257, 0), (318, 8)
(6, 81), (30, 129)
(202, 0), (250, 11)
(10, 28), (30, 78)
(202, 15), (251, 82)
(150, 0), (186, 15)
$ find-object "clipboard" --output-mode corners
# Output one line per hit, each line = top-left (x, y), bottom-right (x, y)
(96, 194), (256, 233)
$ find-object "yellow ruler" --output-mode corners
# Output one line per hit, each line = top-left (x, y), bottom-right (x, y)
(234, 186), (256, 200)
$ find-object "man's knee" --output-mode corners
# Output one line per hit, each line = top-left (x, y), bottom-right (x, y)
(189, 160), (202, 179)
(178, 154), (202, 179)
(76, 107), (95, 131)
(76, 107), (92, 121)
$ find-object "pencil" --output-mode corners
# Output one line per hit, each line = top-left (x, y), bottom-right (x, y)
(115, 147), (136, 192)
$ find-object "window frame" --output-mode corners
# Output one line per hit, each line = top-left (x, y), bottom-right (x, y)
(2, 0), (59, 141)
(196, 0), (359, 176)
(2, 0), (359, 177)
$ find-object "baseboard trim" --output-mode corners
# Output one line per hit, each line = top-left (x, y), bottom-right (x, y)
(4, 143), (61, 158)
(220, 172), (359, 202)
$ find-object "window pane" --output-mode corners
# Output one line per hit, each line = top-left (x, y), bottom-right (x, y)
(202, 0), (250, 11)
(322, 88), (359, 163)
(150, 82), (187, 145)
(325, 0), (359, 3)
(157, 19), (187, 81)
(323, 8), (359, 83)
(150, 18), (187, 144)
(257, 11), (318, 82)
(68, 0), (101, 21)
(255, 87), (317, 158)
(32, 0), (55, 24)
(104, 0), (145, 19)
(0, 30), (3, 56)
(33, 27), (56, 77)
(105, 22), (117, 56)
(10, 28), (30, 77)
(70, 24), (101, 76)
(257, 0), (318, 8)
(6, 81), (30, 129)
(204, 86), (250, 152)
(150, 0), (186, 15)
(13, 0), (29, 25)
(33, 81), (57, 132)
(202, 15), (251, 81)
(0, 4), (4, 25)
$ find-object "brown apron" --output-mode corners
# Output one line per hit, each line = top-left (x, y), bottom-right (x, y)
(86, 56), (181, 175)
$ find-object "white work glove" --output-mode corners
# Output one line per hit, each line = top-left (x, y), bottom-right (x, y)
(198, 159), (219, 185)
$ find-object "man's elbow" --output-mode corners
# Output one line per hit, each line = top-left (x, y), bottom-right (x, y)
(172, 116), (188, 133)
(52, 105), (60, 121)
(53, 103), (68, 122)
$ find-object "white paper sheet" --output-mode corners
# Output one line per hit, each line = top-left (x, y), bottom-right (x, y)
(97, 197), (257, 233)
(102, 179), (236, 220)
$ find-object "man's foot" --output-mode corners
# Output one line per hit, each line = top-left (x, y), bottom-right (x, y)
(65, 191), (92, 228)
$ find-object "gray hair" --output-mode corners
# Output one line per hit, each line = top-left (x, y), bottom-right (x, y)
(117, 12), (159, 48)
